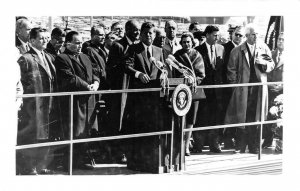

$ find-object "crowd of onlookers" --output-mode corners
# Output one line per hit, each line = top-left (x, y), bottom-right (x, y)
(15, 16), (283, 175)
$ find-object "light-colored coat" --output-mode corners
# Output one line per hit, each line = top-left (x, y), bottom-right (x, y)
(224, 41), (275, 127)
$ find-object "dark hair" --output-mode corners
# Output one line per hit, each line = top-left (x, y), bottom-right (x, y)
(204, 25), (219, 35)
(51, 27), (66, 38)
(193, 31), (205, 41)
(65, 31), (79, 43)
(141, 22), (155, 33)
(29, 27), (47, 39)
(179, 32), (195, 47)
(111, 21), (122, 30)
(189, 22), (200, 31)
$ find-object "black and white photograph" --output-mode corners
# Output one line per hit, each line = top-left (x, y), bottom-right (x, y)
(1, 0), (300, 190)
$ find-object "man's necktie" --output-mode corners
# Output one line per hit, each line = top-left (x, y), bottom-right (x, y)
(210, 45), (216, 68)
(25, 44), (30, 52)
(278, 51), (282, 63)
(147, 46), (151, 60)
(41, 51), (52, 78)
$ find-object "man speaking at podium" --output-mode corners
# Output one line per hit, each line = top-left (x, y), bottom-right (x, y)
(124, 21), (170, 173)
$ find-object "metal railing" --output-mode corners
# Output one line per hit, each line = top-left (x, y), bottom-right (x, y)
(15, 81), (283, 175)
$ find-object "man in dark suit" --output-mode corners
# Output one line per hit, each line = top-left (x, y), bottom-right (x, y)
(222, 26), (245, 149)
(82, 26), (108, 90)
(54, 31), (100, 169)
(124, 21), (170, 173)
(106, 20), (140, 132)
(195, 25), (225, 153)
(163, 20), (181, 59)
(16, 18), (32, 54)
(82, 26), (107, 61)
(17, 27), (60, 175)
(44, 27), (66, 60)
(104, 20), (140, 163)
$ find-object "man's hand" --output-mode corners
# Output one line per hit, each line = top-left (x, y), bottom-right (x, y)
(138, 73), (150, 83)
(89, 81), (100, 91)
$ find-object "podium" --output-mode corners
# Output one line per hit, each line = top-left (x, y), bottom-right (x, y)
(126, 78), (188, 173)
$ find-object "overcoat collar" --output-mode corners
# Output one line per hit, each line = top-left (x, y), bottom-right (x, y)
(274, 49), (284, 68)
(241, 41), (265, 67)
(64, 49), (87, 74)
(29, 48), (53, 78)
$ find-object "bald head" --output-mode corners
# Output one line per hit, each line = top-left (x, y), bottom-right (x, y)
(125, 20), (140, 42)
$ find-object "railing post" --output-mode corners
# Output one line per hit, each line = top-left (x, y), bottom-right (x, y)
(169, 114), (174, 173)
(69, 94), (74, 175)
(258, 83), (266, 160)
(180, 115), (186, 171)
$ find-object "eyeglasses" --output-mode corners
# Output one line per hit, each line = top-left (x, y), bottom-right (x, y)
(235, 33), (243, 38)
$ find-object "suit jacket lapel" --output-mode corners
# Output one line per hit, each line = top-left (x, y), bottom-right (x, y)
(45, 53), (56, 76)
(241, 43), (250, 67)
(67, 53), (86, 73)
(77, 54), (88, 74)
(140, 44), (151, 74)
(30, 49), (52, 78)
(201, 44), (210, 66)
(274, 49), (284, 68)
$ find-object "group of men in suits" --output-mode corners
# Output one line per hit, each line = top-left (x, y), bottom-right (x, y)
(16, 16), (280, 174)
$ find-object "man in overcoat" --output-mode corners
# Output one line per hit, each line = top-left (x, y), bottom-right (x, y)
(54, 31), (100, 139)
(54, 31), (100, 169)
(222, 26), (245, 149)
(224, 23), (274, 153)
(17, 27), (60, 174)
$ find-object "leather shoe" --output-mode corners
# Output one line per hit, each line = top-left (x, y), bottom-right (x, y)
(210, 147), (222, 153)
(39, 168), (55, 175)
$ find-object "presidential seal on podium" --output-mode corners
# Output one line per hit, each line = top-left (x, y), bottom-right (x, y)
(171, 84), (192, 116)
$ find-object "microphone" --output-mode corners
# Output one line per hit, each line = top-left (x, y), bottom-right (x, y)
(168, 54), (185, 68)
(156, 60), (165, 69)
(150, 57), (165, 71)
(165, 58), (180, 70)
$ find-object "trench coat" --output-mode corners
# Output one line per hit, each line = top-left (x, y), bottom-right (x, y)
(224, 42), (275, 127)
(54, 49), (100, 138)
(17, 48), (60, 144)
